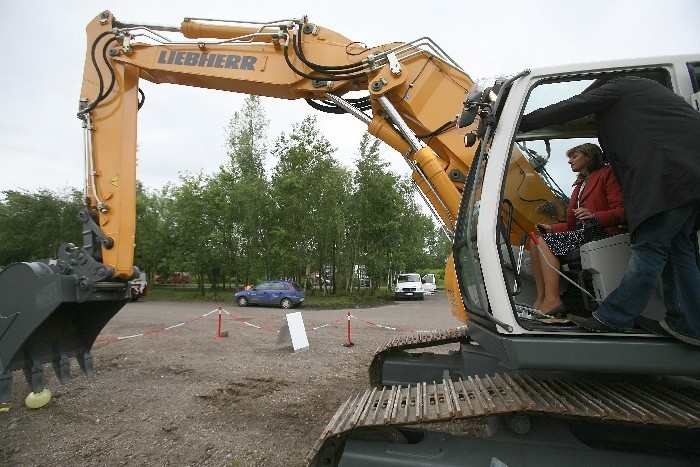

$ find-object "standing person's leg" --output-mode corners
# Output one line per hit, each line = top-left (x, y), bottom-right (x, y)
(660, 204), (700, 343)
(583, 206), (691, 331)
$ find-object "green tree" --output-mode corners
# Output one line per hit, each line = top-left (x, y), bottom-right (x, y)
(348, 134), (404, 291)
(133, 182), (173, 281)
(167, 173), (217, 295)
(0, 188), (82, 266)
(269, 115), (337, 282)
(219, 95), (272, 287)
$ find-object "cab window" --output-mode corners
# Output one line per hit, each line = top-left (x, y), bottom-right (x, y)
(496, 68), (672, 310)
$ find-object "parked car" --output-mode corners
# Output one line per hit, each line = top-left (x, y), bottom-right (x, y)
(234, 280), (305, 309)
(130, 272), (148, 301)
(422, 273), (436, 295)
(394, 273), (425, 300)
(155, 272), (191, 284)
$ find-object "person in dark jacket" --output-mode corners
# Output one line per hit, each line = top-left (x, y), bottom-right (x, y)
(520, 76), (700, 346)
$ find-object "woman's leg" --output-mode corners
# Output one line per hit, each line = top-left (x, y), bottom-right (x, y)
(529, 242), (545, 309)
(534, 239), (563, 313)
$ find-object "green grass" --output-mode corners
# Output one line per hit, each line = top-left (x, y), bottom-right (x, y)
(145, 285), (396, 309)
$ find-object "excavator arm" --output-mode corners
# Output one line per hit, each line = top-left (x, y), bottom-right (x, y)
(80, 11), (559, 313)
(79, 10), (472, 283)
(0, 10), (560, 403)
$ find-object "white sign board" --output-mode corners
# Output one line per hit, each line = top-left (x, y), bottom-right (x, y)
(276, 311), (309, 352)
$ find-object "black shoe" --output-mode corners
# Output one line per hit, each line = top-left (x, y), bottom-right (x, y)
(659, 320), (700, 347)
(539, 303), (567, 319)
(634, 316), (670, 336)
(570, 315), (632, 333)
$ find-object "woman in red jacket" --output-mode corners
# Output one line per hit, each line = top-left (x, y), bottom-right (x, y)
(530, 143), (625, 316)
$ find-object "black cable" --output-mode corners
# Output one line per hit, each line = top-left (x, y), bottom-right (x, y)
(515, 167), (550, 204)
(283, 42), (368, 82)
(345, 41), (369, 56)
(305, 99), (347, 114)
(304, 96), (372, 115)
(77, 31), (112, 116)
(97, 37), (118, 104)
(345, 96), (372, 111)
(293, 29), (368, 74)
(138, 88), (145, 110)
(78, 33), (118, 117)
(415, 118), (456, 139)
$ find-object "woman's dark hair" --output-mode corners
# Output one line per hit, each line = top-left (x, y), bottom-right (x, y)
(567, 143), (605, 182)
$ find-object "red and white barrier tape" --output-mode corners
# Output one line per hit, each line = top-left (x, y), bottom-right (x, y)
(348, 313), (467, 334)
(95, 307), (462, 344)
(221, 308), (280, 333)
(222, 308), (346, 333)
(95, 308), (219, 344)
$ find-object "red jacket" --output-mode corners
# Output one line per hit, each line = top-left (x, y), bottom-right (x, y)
(551, 165), (626, 235)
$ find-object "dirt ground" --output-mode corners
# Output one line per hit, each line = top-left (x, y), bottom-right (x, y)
(1, 293), (463, 466)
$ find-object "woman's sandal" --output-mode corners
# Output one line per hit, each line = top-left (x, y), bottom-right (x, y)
(535, 303), (568, 320)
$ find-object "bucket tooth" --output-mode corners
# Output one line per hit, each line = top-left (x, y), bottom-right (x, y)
(22, 354), (45, 394)
(0, 372), (11, 402)
(77, 351), (94, 377)
(52, 347), (72, 384)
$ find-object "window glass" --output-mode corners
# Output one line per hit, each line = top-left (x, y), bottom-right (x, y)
(398, 274), (420, 283)
(524, 80), (593, 114)
(453, 156), (489, 315)
(255, 282), (271, 291)
(499, 69), (670, 312)
(688, 62), (700, 92)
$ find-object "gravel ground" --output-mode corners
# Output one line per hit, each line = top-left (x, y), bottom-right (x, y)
(1, 292), (463, 466)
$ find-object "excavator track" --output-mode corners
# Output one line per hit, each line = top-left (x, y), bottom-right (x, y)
(368, 327), (469, 385)
(307, 372), (700, 465)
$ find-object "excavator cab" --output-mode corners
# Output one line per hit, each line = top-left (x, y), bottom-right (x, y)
(451, 64), (700, 378)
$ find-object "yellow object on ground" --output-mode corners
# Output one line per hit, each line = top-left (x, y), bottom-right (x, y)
(25, 389), (52, 409)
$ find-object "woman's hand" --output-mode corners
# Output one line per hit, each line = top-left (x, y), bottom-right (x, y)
(573, 207), (595, 221)
(536, 223), (551, 234)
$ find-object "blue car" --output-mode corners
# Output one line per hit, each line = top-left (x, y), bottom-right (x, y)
(234, 280), (305, 309)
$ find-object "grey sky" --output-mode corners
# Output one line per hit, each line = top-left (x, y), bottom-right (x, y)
(0, 0), (698, 195)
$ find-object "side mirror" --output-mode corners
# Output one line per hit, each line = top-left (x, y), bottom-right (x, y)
(457, 90), (483, 128)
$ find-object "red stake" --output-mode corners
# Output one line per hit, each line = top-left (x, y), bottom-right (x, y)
(344, 311), (354, 347)
(216, 306), (222, 339)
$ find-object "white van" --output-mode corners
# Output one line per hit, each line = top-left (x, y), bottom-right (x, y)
(395, 273), (424, 300)
(422, 274), (436, 295)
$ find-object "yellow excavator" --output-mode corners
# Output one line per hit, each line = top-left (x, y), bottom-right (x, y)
(1, 11), (698, 465)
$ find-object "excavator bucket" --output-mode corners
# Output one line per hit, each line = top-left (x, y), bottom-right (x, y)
(0, 246), (129, 402)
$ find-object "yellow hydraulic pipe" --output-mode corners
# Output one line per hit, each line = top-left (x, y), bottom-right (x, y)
(181, 20), (280, 41)
(411, 147), (461, 224)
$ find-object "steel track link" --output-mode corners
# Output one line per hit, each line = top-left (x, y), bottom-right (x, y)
(307, 372), (700, 465)
(368, 327), (470, 385)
